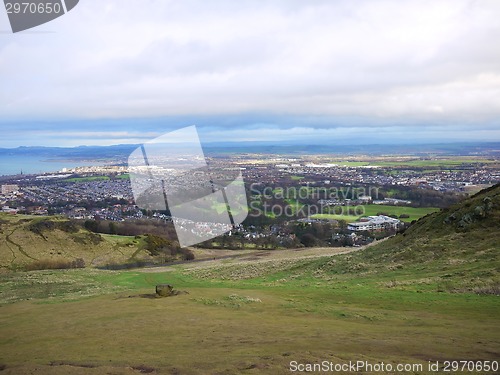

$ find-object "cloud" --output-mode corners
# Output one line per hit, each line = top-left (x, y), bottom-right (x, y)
(0, 0), (499, 146)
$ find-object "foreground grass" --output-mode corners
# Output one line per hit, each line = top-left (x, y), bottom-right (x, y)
(0, 256), (498, 374)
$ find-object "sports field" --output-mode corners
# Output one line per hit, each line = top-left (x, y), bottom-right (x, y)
(312, 204), (439, 222)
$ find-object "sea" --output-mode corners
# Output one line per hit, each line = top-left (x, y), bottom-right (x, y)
(0, 154), (106, 176)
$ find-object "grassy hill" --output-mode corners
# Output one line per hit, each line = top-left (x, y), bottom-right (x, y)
(0, 215), (151, 271)
(304, 183), (500, 294)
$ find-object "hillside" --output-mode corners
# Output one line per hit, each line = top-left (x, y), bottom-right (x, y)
(365, 183), (499, 265)
(0, 215), (152, 271)
(303, 183), (500, 294)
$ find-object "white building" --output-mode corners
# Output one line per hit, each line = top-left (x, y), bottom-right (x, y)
(348, 215), (401, 232)
(1, 184), (19, 195)
(358, 195), (372, 203)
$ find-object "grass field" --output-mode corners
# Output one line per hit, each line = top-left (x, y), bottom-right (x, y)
(0, 244), (498, 374)
(331, 158), (497, 168)
(284, 198), (305, 215)
(312, 204), (439, 222)
(371, 158), (497, 168)
(362, 205), (438, 221)
(310, 213), (360, 221)
(65, 176), (110, 183)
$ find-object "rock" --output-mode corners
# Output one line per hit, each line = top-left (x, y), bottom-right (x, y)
(156, 284), (174, 297)
(155, 284), (188, 297)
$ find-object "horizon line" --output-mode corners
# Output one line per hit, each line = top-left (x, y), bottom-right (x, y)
(1, 140), (500, 150)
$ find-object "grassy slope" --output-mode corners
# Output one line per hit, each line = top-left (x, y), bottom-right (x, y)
(344, 183), (500, 292)
(307, 184), (499, 295)
(0, 215), (148, 269)
(0, 186), (499, 374)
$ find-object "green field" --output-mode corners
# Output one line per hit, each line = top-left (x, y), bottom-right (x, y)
(372, 159), (497, 168)
(331, 158), (497, 168)
(65, 176), (110, 183)
(284, 198), (305, 215)
(312, 204), (439, 222)
(310, 213), (360, 221)
(363, 205), (438, 221)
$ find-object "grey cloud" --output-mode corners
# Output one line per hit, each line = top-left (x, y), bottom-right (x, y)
(0, 0), (499, 128)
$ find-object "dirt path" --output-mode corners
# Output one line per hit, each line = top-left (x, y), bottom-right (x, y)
(138, 237), (390, 273)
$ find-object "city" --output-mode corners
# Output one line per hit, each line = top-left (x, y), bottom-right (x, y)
(1, 153), (498, 250)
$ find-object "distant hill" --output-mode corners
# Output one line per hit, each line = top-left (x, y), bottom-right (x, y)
(1, 141), (499, 157)
(308, 184), (500, 294)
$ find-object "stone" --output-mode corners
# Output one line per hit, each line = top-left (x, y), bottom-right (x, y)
(156, 284), (174, 297)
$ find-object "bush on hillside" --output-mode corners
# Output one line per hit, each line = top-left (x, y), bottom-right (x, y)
(24, 258), (85, 271)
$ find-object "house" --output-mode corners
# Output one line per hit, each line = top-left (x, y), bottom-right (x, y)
(348, 215), (400, 232)
(1, 184), (19, 195)
(347, 222), (372, 231)
(1, 206), (18, 215)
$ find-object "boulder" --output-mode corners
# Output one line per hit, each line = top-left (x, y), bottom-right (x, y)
(156, 284), (174, 297)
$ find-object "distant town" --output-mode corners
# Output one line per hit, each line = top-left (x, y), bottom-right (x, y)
(1, 154), (499, 249)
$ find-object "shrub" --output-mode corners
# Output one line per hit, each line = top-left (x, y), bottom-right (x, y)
(29, 219), (80, 235)
(300, 233), (318, 247)
(144, 234), (181, 256)
(84, 220), (99, 232)
(99, 260), (148, 270)
(73, 233), (102, 245)
(28, 219), (55, 235)
(24, 258), (85, 271)
(181, 248), (195, 261)
(57, 220), (80, 233)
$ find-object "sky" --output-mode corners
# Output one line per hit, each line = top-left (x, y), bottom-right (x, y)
(0, 0), (499, 147)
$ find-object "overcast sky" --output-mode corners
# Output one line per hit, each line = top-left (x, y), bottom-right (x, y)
(1, 0), (499, 147)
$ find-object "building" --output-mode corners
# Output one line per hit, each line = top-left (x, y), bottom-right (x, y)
(348, 215), (401, 232)
(1, 206), (18, 214)
(373, 198), (412, 205)
(1, 184), (19, 195)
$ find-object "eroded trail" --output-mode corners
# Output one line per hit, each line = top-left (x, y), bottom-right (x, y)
(5, 228), (37, 261)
